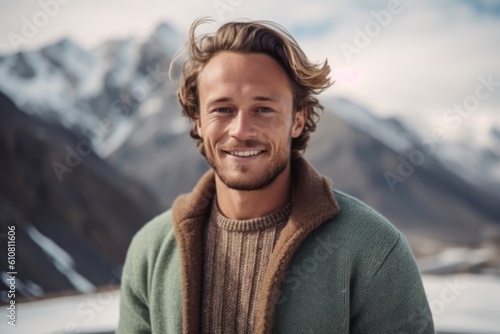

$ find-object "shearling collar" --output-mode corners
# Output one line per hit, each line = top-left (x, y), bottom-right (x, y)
(172, 157), (340, 334)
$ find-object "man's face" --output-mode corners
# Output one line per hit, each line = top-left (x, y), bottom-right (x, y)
(197, 51), (305, 191)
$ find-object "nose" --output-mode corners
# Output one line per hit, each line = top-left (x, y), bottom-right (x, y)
(228, 111), (256, 140)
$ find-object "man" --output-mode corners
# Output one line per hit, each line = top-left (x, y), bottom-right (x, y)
(117, 18), (434, 334)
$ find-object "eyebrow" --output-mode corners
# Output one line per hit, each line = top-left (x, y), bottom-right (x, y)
(207, 95), (279, 105)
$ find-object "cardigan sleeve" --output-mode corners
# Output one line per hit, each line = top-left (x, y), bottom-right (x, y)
(116, 234), (152, 334)
(350, 234), (435, 334)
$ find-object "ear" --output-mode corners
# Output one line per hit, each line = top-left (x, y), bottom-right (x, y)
(291, 108), (306, 138)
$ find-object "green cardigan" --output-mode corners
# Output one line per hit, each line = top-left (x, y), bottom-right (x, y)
(117, 158), (434, 333)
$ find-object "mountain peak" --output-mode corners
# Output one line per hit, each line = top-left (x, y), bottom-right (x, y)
(43, 37), (85, 56)
(41, 37), (93, 72)
(142, 22), (180, 55)
(149, 22), (178, 45)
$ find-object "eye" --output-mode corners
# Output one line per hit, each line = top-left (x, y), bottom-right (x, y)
(213, 107), (232, 113)
(256, 107), (273, 113)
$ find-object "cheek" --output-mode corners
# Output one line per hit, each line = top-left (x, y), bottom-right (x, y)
(198, 114), (217, 139)
(265, 120), (294, 146)
(201, 121), (225, 146)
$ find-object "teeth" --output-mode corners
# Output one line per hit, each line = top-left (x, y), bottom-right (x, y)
(230, 150), (261, 157)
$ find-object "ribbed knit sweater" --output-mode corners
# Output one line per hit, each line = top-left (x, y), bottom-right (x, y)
(201, 200), (292, 333)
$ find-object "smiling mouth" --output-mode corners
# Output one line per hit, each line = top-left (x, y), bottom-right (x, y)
(226, 150), (264, 157)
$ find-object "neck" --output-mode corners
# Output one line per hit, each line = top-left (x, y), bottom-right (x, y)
(215, 164), (292, 220)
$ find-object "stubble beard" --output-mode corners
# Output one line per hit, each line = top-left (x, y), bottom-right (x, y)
(205, 138), (291, 191)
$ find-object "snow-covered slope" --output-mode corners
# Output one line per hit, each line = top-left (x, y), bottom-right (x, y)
(0, 22), (181, 158)
(325, 97), (500, 200)
(423, 274), (500, 334)
(1, 289), (120, 334)
(2, 274), (499, 334)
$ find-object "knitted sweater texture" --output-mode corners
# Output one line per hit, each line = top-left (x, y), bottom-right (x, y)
(202, 201), (291, 333)
(117, 157), (435, 333)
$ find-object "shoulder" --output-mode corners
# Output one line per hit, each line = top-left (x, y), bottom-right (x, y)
(307, 190), (407, 270)
(306, 189), (420, 290)
(132, 209), (173, 245)
(333, 190), (393, 225)
(331, 189), (402, 244)
(125, 209), (175, 268)
(135, 209), (174, 240)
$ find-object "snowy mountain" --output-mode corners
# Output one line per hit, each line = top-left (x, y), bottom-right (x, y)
(1, 23), (500, 334)
(1, 21), (498, 203)
(0, 21), (499, 242)
(0, 91), (161, 301)
(0, 22), (181, 158)
(326, 98), (500, 200)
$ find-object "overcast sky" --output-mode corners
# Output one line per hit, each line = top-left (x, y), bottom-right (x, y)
(1, 0), (499, 146)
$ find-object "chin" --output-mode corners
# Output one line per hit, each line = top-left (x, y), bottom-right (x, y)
(217, 164), (288, 191)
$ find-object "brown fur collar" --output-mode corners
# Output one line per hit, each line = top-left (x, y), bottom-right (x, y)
(172, 157), (340, 333)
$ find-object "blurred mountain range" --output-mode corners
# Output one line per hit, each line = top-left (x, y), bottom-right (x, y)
(0, 22), (499, 299)
(0, 90), (161, 301)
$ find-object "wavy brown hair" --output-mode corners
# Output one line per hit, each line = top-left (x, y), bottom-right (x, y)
(176, 18), (333, 159)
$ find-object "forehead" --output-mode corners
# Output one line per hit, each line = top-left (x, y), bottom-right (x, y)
(198, 51), (293, 100)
